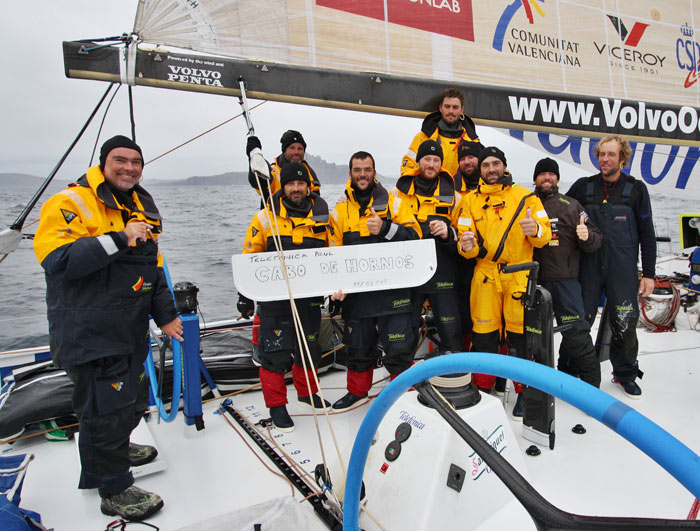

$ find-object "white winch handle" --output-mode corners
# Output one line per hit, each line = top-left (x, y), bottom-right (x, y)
(238, 76), (255, 136)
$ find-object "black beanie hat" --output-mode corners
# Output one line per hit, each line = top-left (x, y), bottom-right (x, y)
(280, 162), (311, 188)
(478, 146), (507, 168)
(416, 139), (443, 162)
(99, 135), (143, 169)
(533, 157), (560, 181)
(458, 141), (483, 160)
(280, 130), (307, 152)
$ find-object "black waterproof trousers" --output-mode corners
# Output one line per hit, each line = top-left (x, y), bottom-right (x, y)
(343, 313), (416, 375)
(415, 291), (464, 352)
(543, 278), (601, 387)
(257, 297), (323, 373)
(65, 351), (149, 497)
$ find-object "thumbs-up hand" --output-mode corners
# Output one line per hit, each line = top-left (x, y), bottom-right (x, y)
(519, 208), (537, 236)
(460, 230), (476, 251)
(367, 207), (383, 235)
(576, 214), (589, 241)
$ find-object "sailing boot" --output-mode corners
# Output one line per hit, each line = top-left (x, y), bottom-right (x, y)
(512, 393), (524, 420)
(100, 486), (164, 521)
(494, 377), (507, 397)
(129, 442), (158, 467)
(269, 405), (295, 432)
(332, 392), (368, 412)
(41, 419), (73, 441)
(613, 378), (642, 399)
(298, 394), (331, 412)
(333, 370), (371, 412)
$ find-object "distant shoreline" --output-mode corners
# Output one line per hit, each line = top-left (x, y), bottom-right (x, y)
(0, 153), (390, 189)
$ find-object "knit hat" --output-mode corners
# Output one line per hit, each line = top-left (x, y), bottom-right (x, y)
(458, 141), (482, 160)
(99, 135), (143, 169)
(416, 139), (443, 162)
(280, 162), (310, 187)
(280, 130), (307, 152)
(478, 146), (507, 168)
(533, 157), (560, 181)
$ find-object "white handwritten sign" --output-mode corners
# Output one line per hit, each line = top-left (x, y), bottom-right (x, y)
(232, 239), (436, 301)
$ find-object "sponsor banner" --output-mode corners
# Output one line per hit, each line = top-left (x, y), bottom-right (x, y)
(506, 128), (700, 200)
(316, 0), (474, 42)
(64, 41), (700, 144)
(497, 90), (700, 142)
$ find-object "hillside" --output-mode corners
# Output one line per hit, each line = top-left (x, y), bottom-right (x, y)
(149, 153), (351, 186)
(0, 154), (372, 189)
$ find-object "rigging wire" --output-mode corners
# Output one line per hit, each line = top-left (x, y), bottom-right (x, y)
(128, 85), (137, 142)
(250, 169), (342, 478)
(89, 85), (123, 167)
(8, 83), (116, 232)
(250, 165), (351, 484)
(145, 102), (267, 167)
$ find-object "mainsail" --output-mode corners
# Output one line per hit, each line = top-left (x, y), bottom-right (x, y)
(62, 0), (700, 197)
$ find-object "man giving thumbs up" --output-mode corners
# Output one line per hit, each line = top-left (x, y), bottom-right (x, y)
(454, 146), (551, 418)
(532, 157), (602, 389)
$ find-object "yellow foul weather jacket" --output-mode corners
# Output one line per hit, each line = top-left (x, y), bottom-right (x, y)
(243, 190), (329, 254)
(454, 176), (551, 334)
(400, 110), (480, 177)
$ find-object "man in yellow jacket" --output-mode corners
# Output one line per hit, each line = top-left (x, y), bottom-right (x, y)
(246, 130), (321, 202)
(33, 135), (183, 521)
(393, 139), (463, 352)
(328, 151), (420, 411)
(455, 146), (551, 417)
(240, 162), (331, 432)
(401, 88), (480, 177)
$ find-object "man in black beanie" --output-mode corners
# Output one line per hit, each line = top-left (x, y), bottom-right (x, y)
(34, 135), (182, 520)
(391, 139), (464, 353)
(532, 157), (603, 388)
(455, 146), (551, 417)
(452, 140), (483, 350)
(240, 161), (332, 432)
(245, 129), (320, 202)
(453, 140), (483, 195)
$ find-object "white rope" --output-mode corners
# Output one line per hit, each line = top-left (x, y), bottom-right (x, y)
(251, 168), (348, 482)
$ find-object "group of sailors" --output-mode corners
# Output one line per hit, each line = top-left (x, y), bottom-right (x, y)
(30, 87), (656, 520)
(236, 88), (658, 432)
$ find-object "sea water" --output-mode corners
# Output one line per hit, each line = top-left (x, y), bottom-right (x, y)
(0, 182), (688, 351)
(0, 183), (346, 350)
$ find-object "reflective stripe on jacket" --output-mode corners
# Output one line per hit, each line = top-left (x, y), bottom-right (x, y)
(33, 166), (176, 367)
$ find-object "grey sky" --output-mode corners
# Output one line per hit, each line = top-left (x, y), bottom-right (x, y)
(0, 1), (568, 184)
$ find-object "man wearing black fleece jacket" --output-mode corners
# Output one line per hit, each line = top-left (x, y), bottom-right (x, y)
(566, 135), (656, 399)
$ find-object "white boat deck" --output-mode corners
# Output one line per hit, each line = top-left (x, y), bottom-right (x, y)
(2, 256), (698, 530)
(5, 319), (699, 529)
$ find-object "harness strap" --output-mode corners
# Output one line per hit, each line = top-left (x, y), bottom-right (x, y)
(492, 193), (534, 263)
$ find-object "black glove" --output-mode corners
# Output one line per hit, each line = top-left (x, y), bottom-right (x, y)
(328, 297), (343, 317)
(246, 135), (262, 157)
(237, 294), (255, 318)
